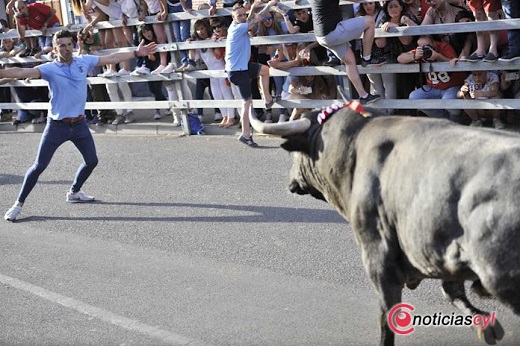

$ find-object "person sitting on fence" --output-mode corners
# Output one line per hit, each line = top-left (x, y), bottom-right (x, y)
(140, 0), (176, 74)
(464, 0), (502, 62)
(421, 0), (473, 60)
(13, 0), (61, 56)
(397, 34), (467, 120)
(253, 9), (289, 123)
(187, 18), (237, 127)
(457, 70), (504, 129)
(311, 0), (382, 105)
(167, 0), (197, 72)
(80, 0), (133, 77)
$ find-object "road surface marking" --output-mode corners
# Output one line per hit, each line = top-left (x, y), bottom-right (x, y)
(0, 273), (211, 346)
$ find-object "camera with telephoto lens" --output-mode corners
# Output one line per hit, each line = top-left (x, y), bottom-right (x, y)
(422, 45), (433, 59)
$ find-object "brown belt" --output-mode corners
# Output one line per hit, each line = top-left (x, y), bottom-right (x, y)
(56, 115), (85, 124)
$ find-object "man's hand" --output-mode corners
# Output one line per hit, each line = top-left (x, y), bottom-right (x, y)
(135, 39), (158, 57)
(156, 11), (167, 21)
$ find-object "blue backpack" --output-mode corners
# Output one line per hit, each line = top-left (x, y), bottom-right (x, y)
(181, 113), (205, 135)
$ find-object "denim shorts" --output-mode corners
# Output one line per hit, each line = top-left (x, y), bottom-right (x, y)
(227, 62), (261, 101)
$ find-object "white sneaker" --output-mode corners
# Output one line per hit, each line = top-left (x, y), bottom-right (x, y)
(173, 115), (181, 127)
(469, 120), (482, 127)
(183, 64), (196, 72)
(132, 66), (150, 75)
(31, 114), (46, 124)
(66, 191), (95, 203)
(278, 114), (288, 123)
(175, 64), (187, 72)
(154, 111), (162, 120)
(151, 65), (166, 74)
(117, 68), (131, 76)
(493, 118), (505, 129)
(4, 205), (22, 221)
(112, 115), (125, 125)
(124, 112), (135, 124)
(161, 63), (176, 74)
(99, 69), (118, 78)
(214, 112), (223, 121)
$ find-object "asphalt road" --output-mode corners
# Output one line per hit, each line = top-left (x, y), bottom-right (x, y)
(0, 133), (519, 346)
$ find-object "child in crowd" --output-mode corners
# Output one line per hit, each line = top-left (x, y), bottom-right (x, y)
(132, 24), (168, 120)
(457, 70), (505, 129)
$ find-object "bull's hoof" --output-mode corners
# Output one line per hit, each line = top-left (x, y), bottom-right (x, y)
(471, 280), (492, 298)
(475, 319), (505, 345)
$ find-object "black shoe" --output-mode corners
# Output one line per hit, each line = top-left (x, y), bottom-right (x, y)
(465, 53), (484, 62)
(499, 52), (520, 62)
(19, 49), (31, 58)
(359, 93), (380, 105)
(482, 52), (498, 63)
(238, 135), (259, 148)
(323, 58), (341, 67)
(361, 56), (386, 67)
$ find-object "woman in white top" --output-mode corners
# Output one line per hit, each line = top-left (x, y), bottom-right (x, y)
(187, 18), (236, 127)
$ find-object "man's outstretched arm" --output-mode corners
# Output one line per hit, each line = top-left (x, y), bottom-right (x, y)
(97, 40), (157, 66)
(0, 67), (41, 79)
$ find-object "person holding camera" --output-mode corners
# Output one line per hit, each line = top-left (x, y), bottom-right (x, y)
(457, 70), (504, 129)
(397, 35), (467, 120)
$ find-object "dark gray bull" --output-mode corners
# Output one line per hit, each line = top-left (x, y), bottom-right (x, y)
(250, 106), (520, 345)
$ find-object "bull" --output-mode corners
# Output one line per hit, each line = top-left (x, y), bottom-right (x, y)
(250, 104), (520, 345)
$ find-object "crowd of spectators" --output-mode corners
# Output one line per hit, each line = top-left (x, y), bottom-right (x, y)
(0, 0), (519, 129)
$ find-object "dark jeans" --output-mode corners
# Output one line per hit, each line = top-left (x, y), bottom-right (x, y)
(502, 0), (520, 54)
(16, 118), (98, 203)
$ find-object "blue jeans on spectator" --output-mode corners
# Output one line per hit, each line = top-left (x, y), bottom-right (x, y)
(16, 118), (98, 203)
(168, 0), (193, 66)
(39, 22), (60, 51)
(409, 85), (460, 119)
(502, 0), (520, 55)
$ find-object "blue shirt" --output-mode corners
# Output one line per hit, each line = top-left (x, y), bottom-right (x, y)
(37, 55), (99, 120)
(225, 22), (251, 72)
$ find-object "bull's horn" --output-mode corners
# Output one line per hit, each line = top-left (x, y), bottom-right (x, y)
(250, 112), (311, 136)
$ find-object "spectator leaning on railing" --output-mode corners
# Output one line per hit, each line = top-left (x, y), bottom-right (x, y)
(13, 0), (61, 56)
(398, 34), (467, 121)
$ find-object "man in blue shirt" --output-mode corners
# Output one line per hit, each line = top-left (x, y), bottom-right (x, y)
(3, 30), (157, 221)
(225, 0), (276, 147)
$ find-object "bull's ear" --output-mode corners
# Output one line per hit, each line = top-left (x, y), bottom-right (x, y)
(281, 135), (310, 154)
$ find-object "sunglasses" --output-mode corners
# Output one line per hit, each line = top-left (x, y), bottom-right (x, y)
(262, 17), (273, 22)
(212, 24), (223, 30)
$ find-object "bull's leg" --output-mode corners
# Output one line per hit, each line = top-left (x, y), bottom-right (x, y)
(441, 281), (504, 345)
(360, 248), (404, 346)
